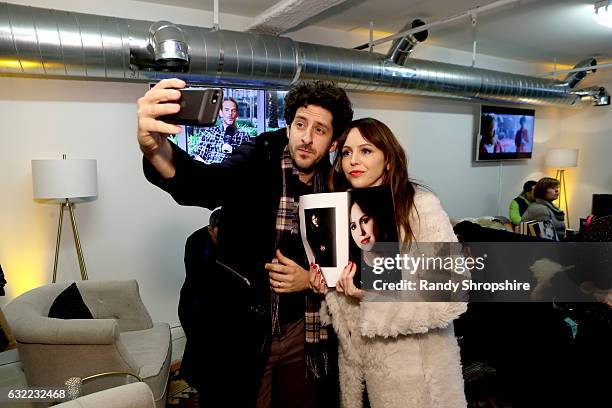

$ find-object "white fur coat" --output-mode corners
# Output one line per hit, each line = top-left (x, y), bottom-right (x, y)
(324, 190), (467, 408)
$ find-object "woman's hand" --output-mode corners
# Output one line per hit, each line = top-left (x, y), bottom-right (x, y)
(309, 263), (327, 294)
(266, 249), (310, 293)
(335, 261), (364, 299)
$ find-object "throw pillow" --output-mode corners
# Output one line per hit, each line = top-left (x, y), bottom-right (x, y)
(48, 282), (94, 319)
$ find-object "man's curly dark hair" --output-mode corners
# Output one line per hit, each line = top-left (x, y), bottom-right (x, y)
(284, 81), (353, 140)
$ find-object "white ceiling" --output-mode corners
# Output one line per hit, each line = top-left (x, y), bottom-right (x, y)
(139, 0), (612, 66)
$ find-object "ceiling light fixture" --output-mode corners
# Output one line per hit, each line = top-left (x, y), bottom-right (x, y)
(594, 1), (612, 28)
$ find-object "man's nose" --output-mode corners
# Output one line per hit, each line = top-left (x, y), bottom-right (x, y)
(301, 128), (313, 145)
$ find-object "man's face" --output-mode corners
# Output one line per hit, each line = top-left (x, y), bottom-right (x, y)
(220, 100), (238, 127)
(526, 186), (535, 202)
(208, 226), (219, 244)
(287, 105), (336, 173)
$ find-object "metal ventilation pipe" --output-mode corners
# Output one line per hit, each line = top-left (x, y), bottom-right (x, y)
(563, 57), (598, 89)
(386, 19), (428, 66)
(0, 2), (606, 108)
(148, 21), (189, 68)
(571, 86), (610, 106)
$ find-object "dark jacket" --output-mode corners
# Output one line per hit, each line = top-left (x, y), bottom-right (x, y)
(178, 225), (217, 392)
(144, 128), (327, 406)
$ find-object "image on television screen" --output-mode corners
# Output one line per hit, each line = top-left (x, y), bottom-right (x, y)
(475, 105), (535, 161)
(150, 84), (287, 164)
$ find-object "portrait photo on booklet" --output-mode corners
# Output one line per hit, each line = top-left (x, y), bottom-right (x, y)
(299, 185), (398, 286)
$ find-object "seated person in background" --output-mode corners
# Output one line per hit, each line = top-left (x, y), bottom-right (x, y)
(521, 177), (566, 240)
(509, 180), (537, 226)
(192, 97), (251, 163)
(478, 114), (503, 154)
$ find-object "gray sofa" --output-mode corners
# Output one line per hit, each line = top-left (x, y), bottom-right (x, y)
(4, 280), (171, 408)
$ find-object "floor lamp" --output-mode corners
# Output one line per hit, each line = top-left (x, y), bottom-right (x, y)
(32, 156), (98, 283)
(545, 148), (578, 229)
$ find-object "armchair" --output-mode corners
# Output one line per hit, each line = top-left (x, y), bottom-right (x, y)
(4, 280), (171, 408)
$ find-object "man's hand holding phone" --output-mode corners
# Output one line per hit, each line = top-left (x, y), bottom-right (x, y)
(137, 79), (222, 178)
(137, 78), (185, 167)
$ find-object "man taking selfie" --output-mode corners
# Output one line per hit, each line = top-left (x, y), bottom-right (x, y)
(137, 78), (353, 407)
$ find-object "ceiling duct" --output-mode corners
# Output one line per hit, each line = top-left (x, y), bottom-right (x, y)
(570, 86), (610, 106)
(563, 57), (597, 89)
(0, 2), (606, 107)
(385, 19), (428, 66)
(148, 21), (189, 68)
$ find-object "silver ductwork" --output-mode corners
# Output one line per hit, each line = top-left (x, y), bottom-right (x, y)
(0, 2), (606, 107)
(385, 19), (428, 66)
(563, 57), (597, 89)
(148, 21), (189, 67)
(570, 86), (610, 106)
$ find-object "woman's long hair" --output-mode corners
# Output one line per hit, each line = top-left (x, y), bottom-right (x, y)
(331, 117), (418, 246)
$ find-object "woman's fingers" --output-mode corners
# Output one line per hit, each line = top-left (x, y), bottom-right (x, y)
(336, 262), (354, 294)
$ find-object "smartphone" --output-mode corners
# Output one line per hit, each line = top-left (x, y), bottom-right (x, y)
(159, 87), (223, 126)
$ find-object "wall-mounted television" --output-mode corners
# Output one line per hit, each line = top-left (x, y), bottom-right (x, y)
(149, 83), (287, 164)
(475, 105), (535, 161)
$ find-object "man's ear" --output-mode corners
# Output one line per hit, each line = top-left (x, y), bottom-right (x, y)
(329, 140), (338, 153)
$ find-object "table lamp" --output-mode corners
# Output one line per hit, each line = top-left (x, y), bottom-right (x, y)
(32, 156), (98, 283)
(545, 148), (578, 229)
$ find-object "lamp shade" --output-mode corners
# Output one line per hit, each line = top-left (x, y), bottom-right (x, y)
(545, 148), (579, 168)
(32, 159), (98, 200)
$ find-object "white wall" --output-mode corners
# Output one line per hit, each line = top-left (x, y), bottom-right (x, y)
(0, 77), (206, 324)
(1, 0), (610, 329)
(558, 69), (612, 228)
(347, 92), (563, 221)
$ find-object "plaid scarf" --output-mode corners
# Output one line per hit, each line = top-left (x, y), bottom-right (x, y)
(271, 146), (329, 378)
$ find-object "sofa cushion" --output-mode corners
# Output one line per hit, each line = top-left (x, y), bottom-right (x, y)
(120, 322), (171, 401)
(48, 283), (94, 320)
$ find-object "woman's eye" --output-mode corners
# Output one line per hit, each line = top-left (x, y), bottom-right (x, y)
(342, 150), (351, 157)
(361, 216), (370, 225)
(350, 223), (356, 231)
(361, 148), (372, 155)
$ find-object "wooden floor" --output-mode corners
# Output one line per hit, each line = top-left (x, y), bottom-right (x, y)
(166, 362), (198, 408)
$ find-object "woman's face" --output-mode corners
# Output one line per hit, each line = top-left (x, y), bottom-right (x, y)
(341, 128), (386, 189)
(350, 202), (377, 252)
(545, 186), (560, 202)
(311, 214), (319, 227)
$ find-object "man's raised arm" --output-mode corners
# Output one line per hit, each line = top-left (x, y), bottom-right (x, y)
(136, 78), (186, 178)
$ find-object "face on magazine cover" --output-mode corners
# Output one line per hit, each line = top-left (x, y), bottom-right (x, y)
(350, 201), (378, 252)
(311, 213), (320, 228)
